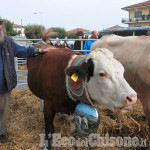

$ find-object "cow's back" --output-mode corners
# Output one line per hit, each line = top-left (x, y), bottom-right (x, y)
(27, 48), (81, 101)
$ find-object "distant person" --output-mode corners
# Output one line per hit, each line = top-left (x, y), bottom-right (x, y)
(62, 41), (70, 49)
(54, 41), (62, 48)
(83, 30), (99, 55)
(98, 33), (103, 39)
(42, 29), (55, 45)
(73, 31), (85, 50)
(84, 35), (88, 39)
(49, 41), (53, 46)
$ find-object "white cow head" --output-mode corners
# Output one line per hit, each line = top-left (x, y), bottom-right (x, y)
(65, 48), (137, 114)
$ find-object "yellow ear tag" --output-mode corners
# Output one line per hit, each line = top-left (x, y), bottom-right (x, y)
(71, 73), (78, 82)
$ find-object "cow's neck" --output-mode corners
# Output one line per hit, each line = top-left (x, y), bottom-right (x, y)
(66, 55), (94, 106)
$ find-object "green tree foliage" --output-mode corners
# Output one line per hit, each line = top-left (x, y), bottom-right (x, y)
(24, 24), (45, 39)
(67, 33), (77, 39)
(17, 30), (21, 35)
(4, 20), (18, 36)
(51, 27), (67, 39)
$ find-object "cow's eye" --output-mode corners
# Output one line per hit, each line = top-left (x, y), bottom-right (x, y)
(99, 73), (107, 78)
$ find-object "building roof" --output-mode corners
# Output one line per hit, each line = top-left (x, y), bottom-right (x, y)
(122, 0), (150, 10)
(106, 25), (123, 30)
(100, 26), (150, 33)
(67, 28), (89, 34)
(84, 26), (123, 34)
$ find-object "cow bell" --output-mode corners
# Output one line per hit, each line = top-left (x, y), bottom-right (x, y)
(74, 103), (100, 135)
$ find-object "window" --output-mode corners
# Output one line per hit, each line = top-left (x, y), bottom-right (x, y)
(134, 25), (140, 27)
(135, 11), (142, 18)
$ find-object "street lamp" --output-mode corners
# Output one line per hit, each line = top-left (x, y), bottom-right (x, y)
(21, 19), (23, 37)
(33, 12), (43, 33)
(33, 12), (42, 28)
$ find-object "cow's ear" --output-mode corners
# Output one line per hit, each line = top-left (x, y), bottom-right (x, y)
(65, 58), (94, 81)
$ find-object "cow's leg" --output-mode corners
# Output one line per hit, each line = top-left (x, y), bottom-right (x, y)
(148, 120), (150, 133)
(140, 94), (150, 134)
(139, 91), (150, 149)
(146, 120), (150, 150)
(44, 101), (55, 150)
(141, 101), (150, 133)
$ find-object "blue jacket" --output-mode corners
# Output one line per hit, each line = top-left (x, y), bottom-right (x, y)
(0, 38), (35, 94)
(83, 37), (95, 55)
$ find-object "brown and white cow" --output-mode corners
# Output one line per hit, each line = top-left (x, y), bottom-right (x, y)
(91, 34), (150, 130)
(27, 46), (137, 149)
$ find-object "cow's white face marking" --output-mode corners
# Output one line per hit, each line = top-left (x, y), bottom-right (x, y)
(87, 48), (137, 113)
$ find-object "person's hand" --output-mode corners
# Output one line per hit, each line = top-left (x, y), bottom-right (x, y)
(35, 47), (56, 56)
(35, 48), (47, 56)
(42, 48), (51, 52)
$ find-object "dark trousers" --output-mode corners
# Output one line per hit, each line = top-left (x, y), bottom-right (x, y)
(0, 92), (10, 135)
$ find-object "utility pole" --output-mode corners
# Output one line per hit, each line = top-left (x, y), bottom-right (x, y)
(21, 19), (23, 37)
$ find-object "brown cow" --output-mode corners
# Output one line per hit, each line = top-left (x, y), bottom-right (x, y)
(27, 49), (81, 149)
(91, 34), (150, 131)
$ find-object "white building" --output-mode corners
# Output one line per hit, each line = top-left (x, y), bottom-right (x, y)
(13, 24), (25, 37)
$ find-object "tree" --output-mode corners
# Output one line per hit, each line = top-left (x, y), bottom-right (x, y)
(24, 24), (45, 39)
(51, 27), (67, 39)
(17, 30), (21, 35)
(67, 33), (77, 39)
(4, 20), (18, 36)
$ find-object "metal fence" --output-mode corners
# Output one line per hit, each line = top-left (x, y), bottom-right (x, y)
(14, 38), (98, 89)
(14, 38), (98, 70)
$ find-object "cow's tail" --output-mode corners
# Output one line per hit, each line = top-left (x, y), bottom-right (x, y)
(42, 29), (58, 43)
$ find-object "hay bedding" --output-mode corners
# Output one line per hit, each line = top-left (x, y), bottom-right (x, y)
(18, 65), (27, 70)
(0, 89), (149, 150)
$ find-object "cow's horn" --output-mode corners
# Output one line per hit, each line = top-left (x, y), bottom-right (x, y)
(85, 54), (92, 63)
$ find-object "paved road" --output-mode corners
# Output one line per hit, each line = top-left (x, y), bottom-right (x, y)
(15, 70), (28, 90)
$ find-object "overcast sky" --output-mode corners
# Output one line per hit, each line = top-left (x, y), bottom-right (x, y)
(1, 0), (146, 31)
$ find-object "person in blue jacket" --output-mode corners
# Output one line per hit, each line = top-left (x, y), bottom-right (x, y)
(83, 30), (99, 55)
(0, 19), (48, 143)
